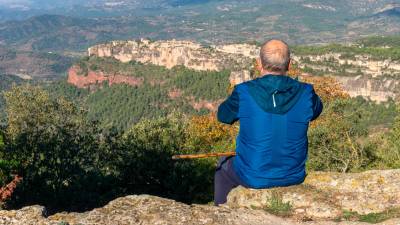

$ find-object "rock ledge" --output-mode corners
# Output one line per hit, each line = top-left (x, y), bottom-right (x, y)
(1, 170), (400, 225)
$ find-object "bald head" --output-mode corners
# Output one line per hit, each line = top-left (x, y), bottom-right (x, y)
(259, 39), (291, 74)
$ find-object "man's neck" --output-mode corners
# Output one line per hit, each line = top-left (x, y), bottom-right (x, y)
(260, 69), (287, 76)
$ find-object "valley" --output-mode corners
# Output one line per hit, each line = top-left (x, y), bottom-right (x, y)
(2, 35), (400, 131)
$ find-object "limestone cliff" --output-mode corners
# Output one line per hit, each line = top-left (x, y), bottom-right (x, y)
(87, 39), (253, 72)
(1, 170), (400, 224)
(292, 54), (400, 78)
(333, 76), (400, 102)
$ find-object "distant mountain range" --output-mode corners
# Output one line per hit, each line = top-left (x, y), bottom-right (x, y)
(0, 1), (399, 50)
(0, 0), (399, 79)
(0, 0), (398, 19)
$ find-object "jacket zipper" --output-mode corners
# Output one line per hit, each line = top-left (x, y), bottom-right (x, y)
(272, 90), (278, 108)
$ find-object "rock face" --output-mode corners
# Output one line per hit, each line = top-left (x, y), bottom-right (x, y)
(88, 39), (254, 72)
(212, 43), (259, 59)
(292, 54), (400, 78)
(67, 66), (144, 89)
(1, 170), (400, 225)
(229, 70), (252, 86)
(292, 53), (400, 102)
(334, 76), (400, 102)
(227, 169), (400, 221)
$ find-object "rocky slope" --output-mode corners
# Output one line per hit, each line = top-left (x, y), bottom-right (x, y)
(1, 169), (400, 225)
(84, 39), (400, 102)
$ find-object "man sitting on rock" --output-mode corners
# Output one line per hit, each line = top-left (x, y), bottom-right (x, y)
(215, 39), (323, 205)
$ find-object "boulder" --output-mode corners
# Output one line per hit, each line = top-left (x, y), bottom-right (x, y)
(0, 205), (46, 225)
(227, 169), (400, 220)
(0, 195), (295, 225)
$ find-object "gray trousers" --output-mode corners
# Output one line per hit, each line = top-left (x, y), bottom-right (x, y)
(214, 156), (248, 205)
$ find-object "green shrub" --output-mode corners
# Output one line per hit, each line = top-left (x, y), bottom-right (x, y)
(339, 208), (400, 223)
(2, 85), (217, 210)
(308, 99), (378, 172)
(0, 132), (4, 152)
(3, 85), (112, 211)
(0, 131), (18, 187)
(264, 191), (293, 217)
(384, 106), (400, 167)
(104, 113), (216, 204)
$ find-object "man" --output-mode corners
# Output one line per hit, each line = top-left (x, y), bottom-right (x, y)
(214, 39), (323, 205)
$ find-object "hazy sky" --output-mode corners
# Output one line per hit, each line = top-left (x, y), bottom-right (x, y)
(0, 0), (95, 8)
(0, 0), (31, 5)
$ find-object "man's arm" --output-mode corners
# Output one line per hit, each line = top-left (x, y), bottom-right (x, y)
(311, 88), (323, 121)
(217, 87), (239, 125)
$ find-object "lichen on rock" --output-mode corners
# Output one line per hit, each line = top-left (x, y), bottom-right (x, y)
(227, 169), (400, 221)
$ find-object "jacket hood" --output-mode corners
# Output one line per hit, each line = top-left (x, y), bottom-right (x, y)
(245, 74), (304, 114)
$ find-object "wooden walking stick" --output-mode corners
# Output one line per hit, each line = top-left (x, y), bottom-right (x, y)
(172, 152), (236, 160)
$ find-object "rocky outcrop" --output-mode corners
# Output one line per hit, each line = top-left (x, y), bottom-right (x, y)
(334, 76), (400, 102)
(292, 52), (400, 101)
(1, 170), (400, 224)
(229, 70), (252, 86)
(0, 195), (399, 225)
(212, 43), (259, 58)
(190, 98), (222, 112)
(292, 54), (400, 78)
(67, 66), (143, 89)
(88, 39), (253, 72)
(0, 195), (296, 225)
(228, 169), (400, 221)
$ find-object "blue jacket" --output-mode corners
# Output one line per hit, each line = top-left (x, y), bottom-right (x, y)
(217, 75), (323, 188)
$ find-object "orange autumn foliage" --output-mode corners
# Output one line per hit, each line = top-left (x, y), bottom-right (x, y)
(186, 113), (238, 153)
(0, 175), (22, 203)
(300, 76), (349, 103)
(289, 65), (350, 129)
(288, 65), (349, 102)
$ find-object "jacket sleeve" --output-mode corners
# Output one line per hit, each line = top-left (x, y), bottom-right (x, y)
(217, 87), (239, 125)
(310, 88), (323, 121)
